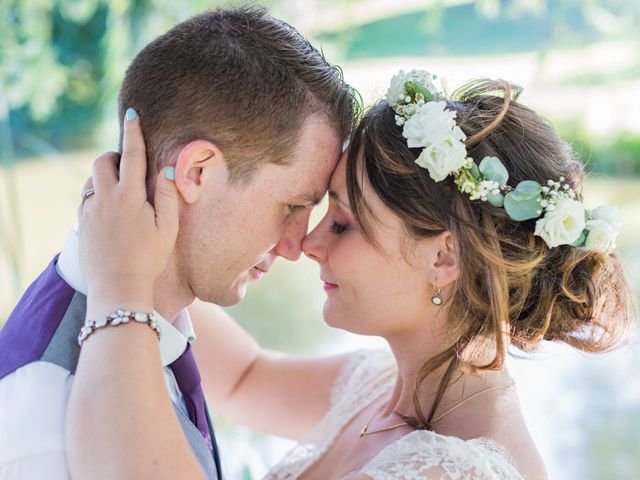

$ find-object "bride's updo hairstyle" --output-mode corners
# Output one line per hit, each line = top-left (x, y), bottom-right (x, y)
(346, 79), (637, 430)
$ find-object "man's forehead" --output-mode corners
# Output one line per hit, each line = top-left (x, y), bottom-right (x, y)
(328, 155), (347, 192)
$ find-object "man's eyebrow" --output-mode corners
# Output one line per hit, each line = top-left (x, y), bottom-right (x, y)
(328, 190), (350, 209)
(291, 193), (323, 206)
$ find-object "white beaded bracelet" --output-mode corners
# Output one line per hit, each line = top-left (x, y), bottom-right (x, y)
(77, 309), (161, 347)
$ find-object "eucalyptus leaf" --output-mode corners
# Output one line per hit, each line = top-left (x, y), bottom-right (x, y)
(509, 180), (542, 201)
(504, 184), (543, 221)
(571, 230), (588, 247)
(479, 156), (509, 185)
(487, 191), (505, 207)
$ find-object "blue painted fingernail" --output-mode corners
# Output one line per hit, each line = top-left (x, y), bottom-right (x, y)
(125, 108), (137, 121)
(164, 167), (175, 181)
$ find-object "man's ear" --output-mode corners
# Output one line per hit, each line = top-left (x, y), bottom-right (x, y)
(173, 140), (228, 204)
(430, 231), (459, 287)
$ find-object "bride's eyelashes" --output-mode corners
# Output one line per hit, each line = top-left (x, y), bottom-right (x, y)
(330, 221), (349, 235)
(327, 201), (353, 235)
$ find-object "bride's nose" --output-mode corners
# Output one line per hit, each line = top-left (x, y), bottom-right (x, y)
(302, 222), (327, 263)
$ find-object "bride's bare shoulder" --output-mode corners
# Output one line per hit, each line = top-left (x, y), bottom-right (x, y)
(436, 396), (548, 479)
(480, 407), (548, 479)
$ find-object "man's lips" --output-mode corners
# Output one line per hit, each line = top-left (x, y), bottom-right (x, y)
(250, 261), (273, 280)
(254, 258), (274, 274)
(250, 266), (265, 280)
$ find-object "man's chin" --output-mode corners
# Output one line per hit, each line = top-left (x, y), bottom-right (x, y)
(196, 282), (247, 307)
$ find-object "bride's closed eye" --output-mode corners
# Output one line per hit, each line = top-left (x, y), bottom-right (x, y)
(330, 221), (349, 235)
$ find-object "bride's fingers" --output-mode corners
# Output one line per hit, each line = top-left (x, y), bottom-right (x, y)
(77, 176), (95, 221)
(80, 176), (94, 196)
(119, 108), (148, 191)
(92, 151), (120, 193)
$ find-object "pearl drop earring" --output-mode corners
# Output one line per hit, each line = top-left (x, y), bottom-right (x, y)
(431, 279), (443, 306)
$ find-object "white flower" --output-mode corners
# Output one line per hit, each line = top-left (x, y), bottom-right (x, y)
(534, 199), (586, 248)
(386, 70), (410, 107)
(407, 70), (440, 96)
(589, 205), (621, 227)
(460, 181), (475, 193)
(403, 101), (465, 148)
(404, 101), (467, 182)
(584, 206), (621, 253)
(385, 69), (440, 107)
(415, 134), (469, 182)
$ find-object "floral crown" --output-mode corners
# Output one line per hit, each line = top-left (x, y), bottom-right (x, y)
(385, 69), (621, 253)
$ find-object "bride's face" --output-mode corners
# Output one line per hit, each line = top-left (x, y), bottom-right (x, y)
(303, 153), (436, 336)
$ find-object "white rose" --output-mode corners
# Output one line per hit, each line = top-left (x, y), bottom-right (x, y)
(386, 70), (409, 107)
(534, 199), (586, 248)
(584, 220), (617, 253)
(404, 101), (467, 181)
(403, 101), (464, 148)
(584, 206), (621, 253)
(588, 205), (621, 227)
(415, 134), (468, 182)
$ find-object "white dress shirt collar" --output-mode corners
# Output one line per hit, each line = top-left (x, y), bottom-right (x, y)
(56, 226), (195, 366)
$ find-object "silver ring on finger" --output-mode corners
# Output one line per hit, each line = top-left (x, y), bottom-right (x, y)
(81, 188), (95, 206)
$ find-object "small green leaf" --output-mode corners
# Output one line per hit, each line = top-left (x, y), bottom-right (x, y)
(405, 81), (434, 102)
(469, 162), (481, 181)
(504, 187), (542, 221)
(487, 191), (505, 207)
(479, 156), (509, 185)
(571, 230), (588, 247)
(509, 180), (542, 201)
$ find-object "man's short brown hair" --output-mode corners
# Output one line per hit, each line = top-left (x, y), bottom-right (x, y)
(118, 6), (359, 182)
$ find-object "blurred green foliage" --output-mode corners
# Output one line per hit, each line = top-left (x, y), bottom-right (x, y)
(318, 2), (603, 59)
(2, 0), (639, 174)
(560, 123), (640, 176)
(0, 0), (259, 154)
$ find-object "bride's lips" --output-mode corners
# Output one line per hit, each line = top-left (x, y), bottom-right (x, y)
(322, 279), (338, 291)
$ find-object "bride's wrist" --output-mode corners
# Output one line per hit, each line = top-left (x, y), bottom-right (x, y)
(86, 281), (154, 321)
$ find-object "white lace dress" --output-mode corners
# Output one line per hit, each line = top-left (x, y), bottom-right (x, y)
(265, 349), (525, 480)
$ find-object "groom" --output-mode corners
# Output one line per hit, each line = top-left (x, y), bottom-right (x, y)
(0, 6), (356, 479)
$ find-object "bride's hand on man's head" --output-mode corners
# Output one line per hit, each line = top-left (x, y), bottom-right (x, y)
(77, 108), (180, 300)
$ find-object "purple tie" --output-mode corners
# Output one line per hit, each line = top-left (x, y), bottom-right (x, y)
(170, 344), (213, 451)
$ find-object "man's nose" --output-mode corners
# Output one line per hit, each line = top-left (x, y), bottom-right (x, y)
(273, 215), (309, 261)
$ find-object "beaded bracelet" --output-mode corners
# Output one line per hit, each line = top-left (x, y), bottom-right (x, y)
(77, 309), (161, 347)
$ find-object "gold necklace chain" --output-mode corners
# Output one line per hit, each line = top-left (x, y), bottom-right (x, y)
(359, 383), (516, 438)
(430, 383), (516, 424)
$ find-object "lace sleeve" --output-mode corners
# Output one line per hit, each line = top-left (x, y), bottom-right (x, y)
(358, 431), (525, 480)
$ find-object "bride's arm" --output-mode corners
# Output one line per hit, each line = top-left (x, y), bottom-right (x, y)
(190, 300), (350, 439)
(69, 301), (205, 479)
(65, 112), (204, 479)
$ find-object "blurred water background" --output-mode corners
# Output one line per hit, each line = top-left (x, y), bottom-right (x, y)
(1, 1), (639, 478)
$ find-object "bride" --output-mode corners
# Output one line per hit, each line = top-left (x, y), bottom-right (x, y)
(66, 72), (635, 479)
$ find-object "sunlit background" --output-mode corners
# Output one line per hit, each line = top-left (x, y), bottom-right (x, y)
(1, 0), (639, 478)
